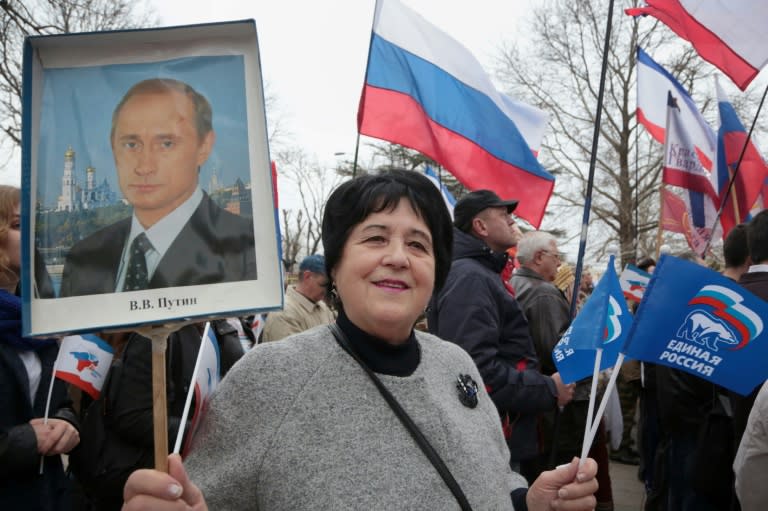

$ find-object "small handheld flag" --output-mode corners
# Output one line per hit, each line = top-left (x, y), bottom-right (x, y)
(40, 334), (114, 474)
(553, 257), (632, 384)
(174, 322), (221, 457)
(53, 334), (114, 399)
(618, 264), (652, 303)
(622, 255), (768, 396)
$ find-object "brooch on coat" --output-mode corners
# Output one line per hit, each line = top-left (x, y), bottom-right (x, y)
(456, 374), (478, 408)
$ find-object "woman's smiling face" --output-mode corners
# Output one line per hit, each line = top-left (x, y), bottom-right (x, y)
(331, 200), (435, 344)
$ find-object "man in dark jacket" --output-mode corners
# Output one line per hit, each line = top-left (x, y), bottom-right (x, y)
(427, 190), (573, 481)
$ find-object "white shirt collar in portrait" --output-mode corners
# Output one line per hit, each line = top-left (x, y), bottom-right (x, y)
(115, 187), (204, 291)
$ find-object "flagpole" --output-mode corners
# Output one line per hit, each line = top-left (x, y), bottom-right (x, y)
(584, 353), (626, 452)
(569, 0), (616, 316)
(578, 348), (603, 465)
(703, 83), (768, 255)
(38, 351), (60, 474)
(352, 132), (361, 178)
(174, 322), (210, 455)
(656, 93), (675, 260)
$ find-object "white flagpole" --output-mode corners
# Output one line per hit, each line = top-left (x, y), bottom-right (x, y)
(578, 348), (603, 466)
(582, 352), (626, 460)
(173, 322), (209, 455)
(39, 348), (61, 474)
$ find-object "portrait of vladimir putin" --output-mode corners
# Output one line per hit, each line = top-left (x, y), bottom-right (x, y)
(59, 78), (256, 297)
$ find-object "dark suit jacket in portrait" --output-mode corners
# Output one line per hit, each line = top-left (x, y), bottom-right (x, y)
(59, 193), (256, 297)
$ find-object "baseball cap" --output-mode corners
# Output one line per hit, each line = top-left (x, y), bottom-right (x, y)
(453, 190), (518, 232)
(299, 254), (326, 275)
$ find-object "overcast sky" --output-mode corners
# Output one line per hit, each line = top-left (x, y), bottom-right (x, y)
(149, 0), (534, 169)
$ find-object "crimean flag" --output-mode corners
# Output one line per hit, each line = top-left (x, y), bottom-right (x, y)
(636, 47), (715, 169)
(553, 257), (633, 384)
(358, 0), (554, 227)
(619, 264), (653, 303)
(622, 255), (768, 395)
(54, 334), (114, 399)
(627, 0), (768, 90)
(711, 78), (768, 237)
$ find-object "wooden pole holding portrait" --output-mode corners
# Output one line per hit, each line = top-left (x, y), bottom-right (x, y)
(20, 21), (285, 473)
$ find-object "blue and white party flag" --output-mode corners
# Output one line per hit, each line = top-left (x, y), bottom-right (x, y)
(553, 257), (632, 383)
(622, 255), (768, 395)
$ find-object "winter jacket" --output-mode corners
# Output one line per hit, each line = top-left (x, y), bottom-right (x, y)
(428, 228), (557, 461)
(0, 342), (78, 511)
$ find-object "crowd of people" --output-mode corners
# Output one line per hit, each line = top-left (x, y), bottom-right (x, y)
(3, 168), (768, 510)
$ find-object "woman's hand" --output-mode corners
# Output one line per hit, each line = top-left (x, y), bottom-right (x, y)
(526, 457), (598, 511)
(123, 453), (207, 511)
(29, 418), (79, 455)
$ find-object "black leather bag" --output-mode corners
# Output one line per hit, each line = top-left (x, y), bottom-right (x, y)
(68, 359), (152, 500)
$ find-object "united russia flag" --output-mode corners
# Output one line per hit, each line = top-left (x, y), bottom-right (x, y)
(54, 334), (114, 399)
(553, 257), (632, 384)
(622, 255), (768, 395)
(358, 0), (554, 227)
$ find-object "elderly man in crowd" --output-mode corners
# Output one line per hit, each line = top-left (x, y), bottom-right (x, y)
(262, 254), (335, 342)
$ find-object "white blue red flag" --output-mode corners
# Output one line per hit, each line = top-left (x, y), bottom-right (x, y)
(662, 91), (720, 255)
(619, 264), (652, 303)
(711, 78), (768, 237)
(636, 47), (715, 169)
(627, 1), (768, 90)
(553, 257), (632, 384)
(622, 255), (768, 395)
(424, 166), (456, 220)
(358, 0), (554, 227)
(54, 334), (114, 399)
(175, 322), (221, 456)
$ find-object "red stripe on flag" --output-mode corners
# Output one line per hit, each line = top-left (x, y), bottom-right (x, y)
(358, 85), (554, 228)
(628, 1), (758, 90)
(639, 108), (713, 170)
(55, 370), (100, 400)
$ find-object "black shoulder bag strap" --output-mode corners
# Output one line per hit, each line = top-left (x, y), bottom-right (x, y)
(328, 324), (472, 511)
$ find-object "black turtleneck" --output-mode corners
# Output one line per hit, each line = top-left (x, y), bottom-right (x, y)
(336, 310), (420, 377)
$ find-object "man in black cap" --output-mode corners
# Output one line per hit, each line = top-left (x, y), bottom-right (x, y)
(428, 190), (573, 482)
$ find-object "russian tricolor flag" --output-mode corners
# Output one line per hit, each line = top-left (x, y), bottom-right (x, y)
(358, 0), (554, 227)
(636, 47), (715, 169)
(712, 78), (768, 236)
(627, 0), (768, 90)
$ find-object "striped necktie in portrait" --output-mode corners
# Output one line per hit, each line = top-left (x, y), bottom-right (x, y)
(123, 233), (152, 291)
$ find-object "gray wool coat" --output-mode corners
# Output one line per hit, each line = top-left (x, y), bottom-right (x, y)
(185, 325), (527, 510)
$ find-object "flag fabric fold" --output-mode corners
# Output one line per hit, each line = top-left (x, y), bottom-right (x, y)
(423, 166), (456, 219)
(618, 264), (652, 303)
(54, 334), (114, 399)
(358, 0), (554, 227)
(627, 0), (768, 90)
(661, 91), (720, 255)
(553, 257), (632, 383)
(636, 47), (715, 169)
(621, 255), (768, 395)
(176, 323), (221, 457)
(711, 78), (768, 236)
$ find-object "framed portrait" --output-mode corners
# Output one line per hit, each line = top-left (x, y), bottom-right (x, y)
(21, 20), (283, 336)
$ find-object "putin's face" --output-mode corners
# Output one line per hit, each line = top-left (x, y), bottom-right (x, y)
(112, 89), (215, 228)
